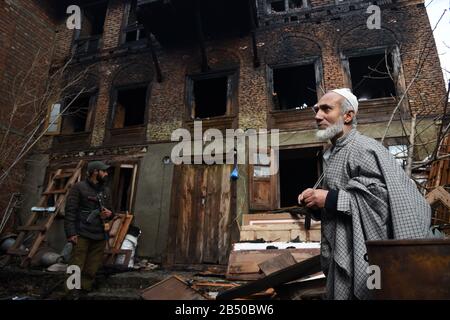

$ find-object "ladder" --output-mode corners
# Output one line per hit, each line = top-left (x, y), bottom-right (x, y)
(5, 160), (84, 267)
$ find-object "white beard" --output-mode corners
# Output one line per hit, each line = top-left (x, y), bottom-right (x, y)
(316, 118), (344, 141)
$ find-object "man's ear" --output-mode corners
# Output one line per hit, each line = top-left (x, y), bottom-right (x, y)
(344, 111), (354, 124)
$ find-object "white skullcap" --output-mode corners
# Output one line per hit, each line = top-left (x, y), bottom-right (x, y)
(331, 88), (359, 114)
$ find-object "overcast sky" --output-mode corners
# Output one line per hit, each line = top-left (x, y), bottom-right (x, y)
(425, 0), (450, 88)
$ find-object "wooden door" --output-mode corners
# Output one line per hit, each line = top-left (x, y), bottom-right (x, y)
(167, 164), (236, 265)
(249, 148), (280, 210)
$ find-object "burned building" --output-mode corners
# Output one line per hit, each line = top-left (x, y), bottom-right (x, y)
(1, 0), (447, 269)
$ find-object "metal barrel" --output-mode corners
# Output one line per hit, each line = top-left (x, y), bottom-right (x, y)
(366, 239), (450, 300)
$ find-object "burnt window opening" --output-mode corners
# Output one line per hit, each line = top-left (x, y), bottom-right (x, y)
(192, 76), (228, 119)
(267, 0), (307, 13)
(349, 53), (397, 100)
(288, 0), (305, 9)
(80, 2), (108, 37)
(74, 2), (108, 55)
(279, 147), (321, 207)
(124, 0), (147, 43)
(61, 95), (92, 134)
(271, 0), (286, 12)
(272, 64), (317, 110)
(113, 87), (147, 128)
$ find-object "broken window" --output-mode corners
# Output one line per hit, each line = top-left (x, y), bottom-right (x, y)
(124, 0), (147, 43)
(272, 64), (317, 110)
(267, 0), (307, 13)
(112, 87), (147, 128)
(270, 0), (286, 12)
(349, 53), (396, 100)
(80, 2), (108, 37)
(279, 147), (321, 207)
(61, 95), (93, 134)
(188, 71), (238, 120)
(74, 1), (108, 54)
(288, 0), (305, 9)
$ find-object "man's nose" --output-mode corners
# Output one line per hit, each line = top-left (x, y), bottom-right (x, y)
(315, 110), (324, 121)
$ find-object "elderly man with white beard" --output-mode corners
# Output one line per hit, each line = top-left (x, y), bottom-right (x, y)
(298, 88), (435, 300)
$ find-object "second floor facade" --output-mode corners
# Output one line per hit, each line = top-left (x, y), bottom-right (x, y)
(44, 0), (446, 151)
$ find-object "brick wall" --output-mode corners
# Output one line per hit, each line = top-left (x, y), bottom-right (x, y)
(44, 1), (446, 149)
(0, 0), (56, 226)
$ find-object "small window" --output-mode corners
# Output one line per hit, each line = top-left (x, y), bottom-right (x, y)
(193, 76), (228, 119)
(61, 95), (92, 134)
(74, 2), (108, 55)
(288, 0), (304, 9)
(124, 0), (147, 43)
(80, 2), (108, 37)
(349, 53), (396, 100)
(113, 87), (147, 128)
(272, 64), (317, 110)
(267, 0), (307, 13)
(270, 0), (286, 12)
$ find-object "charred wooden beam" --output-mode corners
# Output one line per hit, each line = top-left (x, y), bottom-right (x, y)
(216, 254), (321, 300)
(248, 0), (260, 68)
(194, 0), (209, 72)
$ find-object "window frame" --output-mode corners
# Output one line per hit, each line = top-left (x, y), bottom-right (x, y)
(59, 92), (98, 135)
(121, 0), (148, 46)
(341, 46), (403, 102)
(185, 68), (239, 120)
(108, 83), (150, 130)
(265, 0), (309, 14)
(267, 57), (323, 111)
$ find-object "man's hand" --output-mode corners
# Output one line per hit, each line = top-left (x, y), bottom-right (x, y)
(68, 235), (78, 244)
(100, 207), (112, 219)
(298, 188), (328, 209)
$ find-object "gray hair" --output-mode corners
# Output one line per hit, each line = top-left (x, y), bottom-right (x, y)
(340, 97), (357, 127)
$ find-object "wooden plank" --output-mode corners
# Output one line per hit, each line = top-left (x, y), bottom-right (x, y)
(217, 255), (321, 300)
(113, 214), (133, 251)
(427, 186), (450, 210)
(16, 225), (47, 232)
(203, 165), (218, 264)
(242, 213), (303, 226)
(226, 248), (320, 280)
(141, 276), (207, 300)
(218, 164), (232, 265)
(42, 189), (66, 195)
(258, 252), (297, 276)
(275, 277), (326, 300)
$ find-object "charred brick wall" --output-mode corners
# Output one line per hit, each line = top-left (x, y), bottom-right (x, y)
(46, 0), (445, 149)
